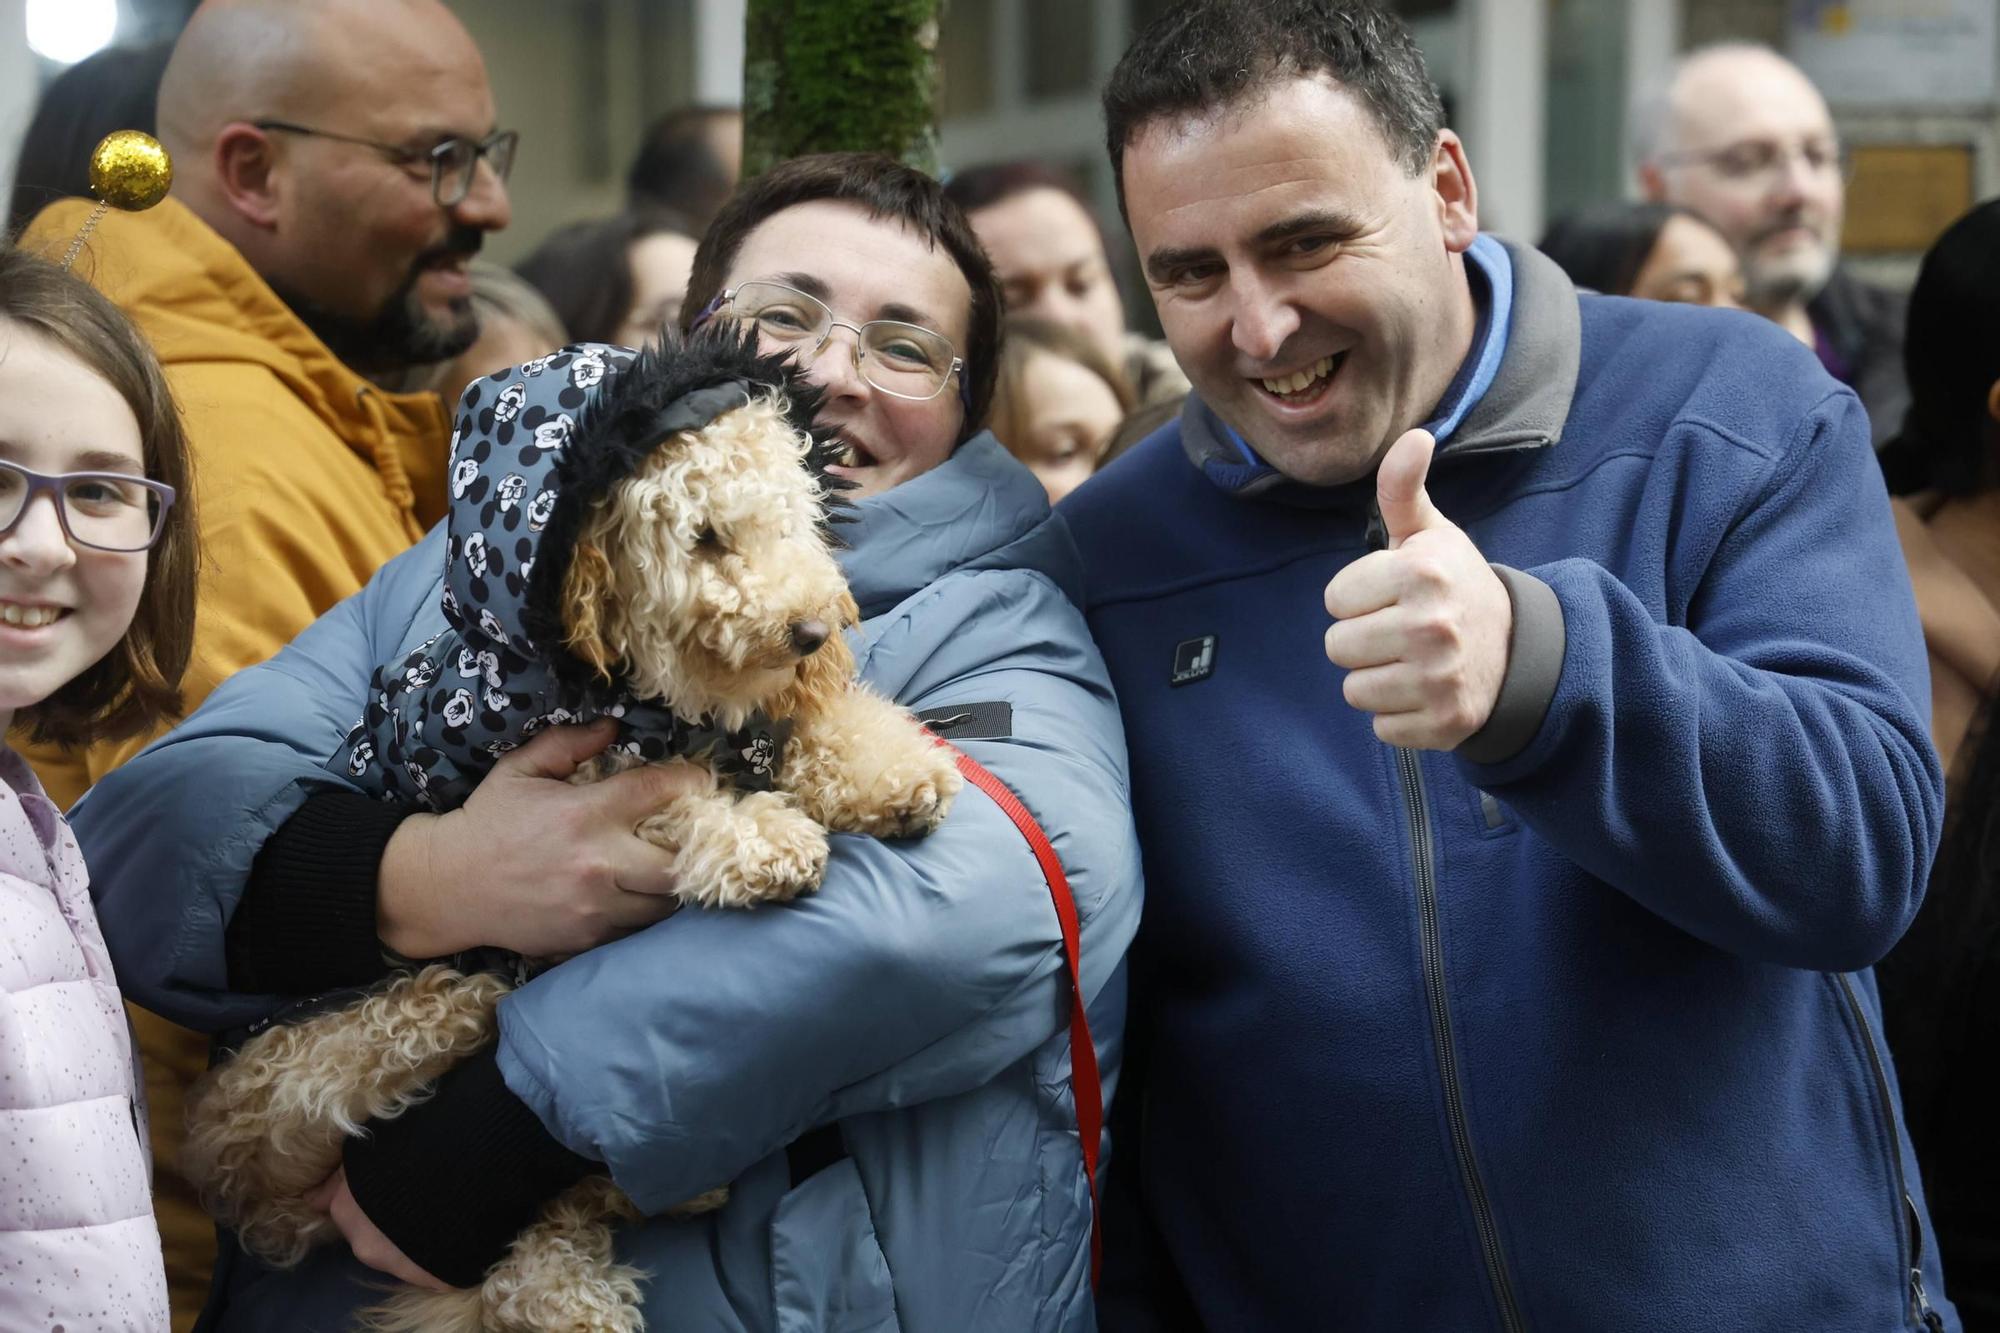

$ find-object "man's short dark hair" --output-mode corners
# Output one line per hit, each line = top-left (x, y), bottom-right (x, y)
(1102, 0), (1445, 215)
(681, 152), (1004, 444)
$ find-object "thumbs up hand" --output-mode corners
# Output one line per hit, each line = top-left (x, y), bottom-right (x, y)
(1322, 428), (1512, 750)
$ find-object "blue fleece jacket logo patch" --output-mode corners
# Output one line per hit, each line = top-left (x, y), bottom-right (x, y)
(1171, 635), (1217, 686)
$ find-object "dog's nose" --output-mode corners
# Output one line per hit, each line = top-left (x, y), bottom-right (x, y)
(790, 619), (830, 656)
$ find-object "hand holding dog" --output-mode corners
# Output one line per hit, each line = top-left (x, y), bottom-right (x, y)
(306, 1167), (456, 1293)
(1323, 429), (1511, 750)
(378, 720), (704, 959)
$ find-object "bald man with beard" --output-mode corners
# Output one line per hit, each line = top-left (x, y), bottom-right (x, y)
(18, 1), (513, 1321)
(1636, 43), (1908, 447)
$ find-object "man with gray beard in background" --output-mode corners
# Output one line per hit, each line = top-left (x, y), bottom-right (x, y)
(1636, 42), (1908, 447)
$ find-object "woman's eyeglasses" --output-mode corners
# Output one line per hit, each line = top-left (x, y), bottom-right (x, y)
(707, 280), (966, 404)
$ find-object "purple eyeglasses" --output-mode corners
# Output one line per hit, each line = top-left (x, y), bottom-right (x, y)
(0, 460), (176, 553)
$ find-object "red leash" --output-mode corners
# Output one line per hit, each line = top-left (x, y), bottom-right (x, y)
(939, 739), (1103, 1287)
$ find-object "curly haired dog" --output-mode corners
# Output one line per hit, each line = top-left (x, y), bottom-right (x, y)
(181, 333), (962, 1332)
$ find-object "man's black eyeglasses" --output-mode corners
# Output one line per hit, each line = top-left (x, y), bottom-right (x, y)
(252, 120), (519, 207)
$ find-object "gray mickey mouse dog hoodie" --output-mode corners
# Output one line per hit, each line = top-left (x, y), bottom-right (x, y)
(332, 331), (840, 813)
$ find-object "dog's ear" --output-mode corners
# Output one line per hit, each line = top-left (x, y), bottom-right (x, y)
(561, 539), (621, 683)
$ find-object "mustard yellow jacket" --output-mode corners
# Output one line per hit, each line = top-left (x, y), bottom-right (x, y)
(20, 198), (450, 806)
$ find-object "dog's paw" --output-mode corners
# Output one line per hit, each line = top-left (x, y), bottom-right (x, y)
(692, 791), (829, 909)
(867, 746), (963, 838)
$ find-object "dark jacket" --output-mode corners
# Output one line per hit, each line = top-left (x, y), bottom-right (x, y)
(1811, 263), (1909, 450)
(1880, 701), (2000, 1331)
(1063, 238), (1955, 1331)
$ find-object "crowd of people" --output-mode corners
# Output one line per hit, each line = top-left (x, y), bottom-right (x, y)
(0, 0), (1995, 1329)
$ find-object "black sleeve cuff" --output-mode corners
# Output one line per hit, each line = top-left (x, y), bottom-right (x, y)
(1458, 565), (1566, 767)
(226, 790), (411, 994)
(343, 1049), (600, 1289)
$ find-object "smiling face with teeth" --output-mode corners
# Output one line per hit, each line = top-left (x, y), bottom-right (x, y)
(1124, 76), (1481, 487)
(0, 322), (151, 728)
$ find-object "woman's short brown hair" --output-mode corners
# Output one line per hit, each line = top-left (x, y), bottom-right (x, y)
(0, 247), (198, 747)
(680, 152), (1005, 444)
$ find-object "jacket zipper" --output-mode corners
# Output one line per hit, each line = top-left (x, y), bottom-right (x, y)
(1398, 747), (1528, 1333)
(1834, 973), (1944, 1330)
(1366, 499), (1525, 1329)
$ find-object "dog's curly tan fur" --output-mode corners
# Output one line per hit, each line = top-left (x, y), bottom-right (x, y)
(183, 389), (960, 1331)
(357, 1179), (648, 1333)
(182, 967), (513, 1267)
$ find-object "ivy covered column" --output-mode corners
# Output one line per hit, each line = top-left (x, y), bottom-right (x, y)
(741, 0), (946, 177)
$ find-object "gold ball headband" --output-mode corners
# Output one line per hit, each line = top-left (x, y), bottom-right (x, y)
(60, 130), (174, 270)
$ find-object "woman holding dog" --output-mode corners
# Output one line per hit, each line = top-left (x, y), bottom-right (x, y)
(73, 153), (1139, 1331)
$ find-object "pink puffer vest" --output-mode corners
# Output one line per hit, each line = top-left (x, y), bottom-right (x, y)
(0, 748), (167, 1330)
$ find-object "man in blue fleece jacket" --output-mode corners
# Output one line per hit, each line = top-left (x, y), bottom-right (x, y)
(1063, 2), (1958, 1329)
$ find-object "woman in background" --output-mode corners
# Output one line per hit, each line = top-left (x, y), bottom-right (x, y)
(1538, 201), (1745, 309)
(1875, 198), (2000, 1333)
(989, 316), (1134, 503)
(1876, 199), (2000, 776)
(514, 211), (699, 349)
